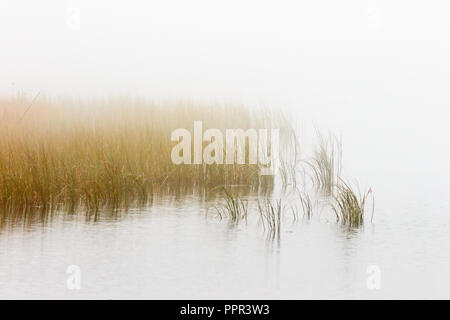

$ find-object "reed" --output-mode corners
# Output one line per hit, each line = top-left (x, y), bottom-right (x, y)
(215, 188), (248, 224)
(307, 132), (341, 196)
(257, 198), (283, 239)
(278, 128), (301, 189)
(0, 96), (286, 214)
(297, 190), (314, 220)
(331, 179), (374, 228)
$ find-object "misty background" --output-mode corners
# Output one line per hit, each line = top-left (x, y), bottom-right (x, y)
(1, 0), (449, 181)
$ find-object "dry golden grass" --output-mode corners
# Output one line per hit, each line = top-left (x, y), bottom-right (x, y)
(0, 95), (285, 214)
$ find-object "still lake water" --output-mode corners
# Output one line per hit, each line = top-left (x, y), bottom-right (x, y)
(1, 169), (449, 299)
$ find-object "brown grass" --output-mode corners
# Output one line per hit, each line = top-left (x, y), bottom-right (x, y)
(0, 95), (286, 214)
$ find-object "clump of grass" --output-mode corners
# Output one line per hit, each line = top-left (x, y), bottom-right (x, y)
(215, 188), (248, 224)
(257, 198), (283, 240)
(331, 179), (374, 228)
(307, 132), (341, 196)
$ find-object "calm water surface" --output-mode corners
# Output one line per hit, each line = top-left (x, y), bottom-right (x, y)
(1, 171), (449, 299)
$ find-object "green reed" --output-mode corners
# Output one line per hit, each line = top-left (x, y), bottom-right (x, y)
(331, 179), (374, 228)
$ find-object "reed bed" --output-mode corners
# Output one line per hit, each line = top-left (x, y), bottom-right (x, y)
(0, 96), (286, 215)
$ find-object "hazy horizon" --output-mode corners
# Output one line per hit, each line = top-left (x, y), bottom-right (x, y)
(2, 1), (449, 179)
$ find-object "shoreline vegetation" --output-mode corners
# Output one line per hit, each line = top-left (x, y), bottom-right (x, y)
(0, 95), (373, 231)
